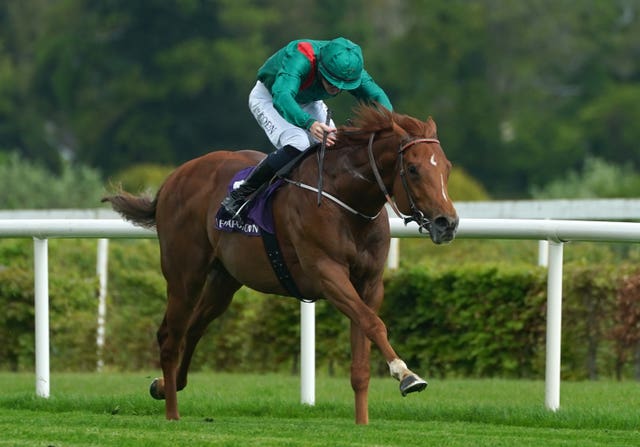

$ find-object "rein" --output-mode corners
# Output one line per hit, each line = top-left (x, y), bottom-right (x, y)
(281, 133), (440, 228)
(316, 109), (332, 205)
(282, 177), (381, 220)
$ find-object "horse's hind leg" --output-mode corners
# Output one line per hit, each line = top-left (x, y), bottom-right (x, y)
(176, 264), (241, 392)
(150, 263), (240, 420)
(152, 285), (196, 420)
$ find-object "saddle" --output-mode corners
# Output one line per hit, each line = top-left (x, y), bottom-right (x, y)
(214, 145), (317, 236)
(215, 149), (318, 303)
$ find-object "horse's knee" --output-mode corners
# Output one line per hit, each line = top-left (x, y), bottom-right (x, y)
(351, 375), (370, 393)
(350, 363), (370, 392)
(361, 318), (387, 339)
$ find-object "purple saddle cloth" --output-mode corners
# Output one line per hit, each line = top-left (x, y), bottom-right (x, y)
(215, 167), (284, 236)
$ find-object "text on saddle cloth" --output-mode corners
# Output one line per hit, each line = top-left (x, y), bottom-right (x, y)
(215, 167), (284, 236)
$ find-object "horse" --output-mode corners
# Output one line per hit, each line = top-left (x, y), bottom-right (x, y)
(102, 104), (459, 425)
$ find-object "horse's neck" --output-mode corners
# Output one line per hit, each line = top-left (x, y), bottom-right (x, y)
(312, 138), (399, 216)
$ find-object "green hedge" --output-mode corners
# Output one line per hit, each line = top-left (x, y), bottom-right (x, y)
(0, 258), (97, 371)
(382, 264), (640, 380)
(382, 265), (547, 379)
(0, 239), (639, 380)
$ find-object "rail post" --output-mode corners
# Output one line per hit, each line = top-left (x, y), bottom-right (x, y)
(96, 238), (109, 371)
(545, 240), (564, 411)
(33, 237), (50, 398)
(300, 301), (315, 405)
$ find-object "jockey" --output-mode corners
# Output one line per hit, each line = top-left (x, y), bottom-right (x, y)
(221, 37), (393, 215)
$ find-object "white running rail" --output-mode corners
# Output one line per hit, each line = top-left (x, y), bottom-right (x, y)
(2, 217), (640, 411)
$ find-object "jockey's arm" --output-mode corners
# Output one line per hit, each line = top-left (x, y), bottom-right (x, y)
(271, 74), (316, 130)
(351, 70), (393, 111)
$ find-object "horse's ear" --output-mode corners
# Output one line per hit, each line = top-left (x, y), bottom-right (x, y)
(391, 119), (410, 140)
(425, 116), (438, 136)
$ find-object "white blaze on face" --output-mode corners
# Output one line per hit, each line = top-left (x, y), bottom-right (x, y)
(440, 173), (448, 201)
(429, 153), (449, 202)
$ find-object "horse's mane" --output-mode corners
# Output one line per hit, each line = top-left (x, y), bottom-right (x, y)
(336, 104), (437, 148)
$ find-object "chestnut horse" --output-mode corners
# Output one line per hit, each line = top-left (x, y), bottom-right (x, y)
(103, 105), (458, 424)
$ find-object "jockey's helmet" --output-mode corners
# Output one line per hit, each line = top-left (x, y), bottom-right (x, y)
(318, 38), (363, 90)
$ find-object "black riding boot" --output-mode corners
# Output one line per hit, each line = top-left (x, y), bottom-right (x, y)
(221, 145), (300, 215)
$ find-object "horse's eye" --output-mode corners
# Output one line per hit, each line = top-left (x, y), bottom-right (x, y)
(407, 164), (419, 176)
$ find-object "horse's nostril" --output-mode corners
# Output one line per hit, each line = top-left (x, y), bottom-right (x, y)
(434, 216), (449, 229)
(434, 215), (458, 231)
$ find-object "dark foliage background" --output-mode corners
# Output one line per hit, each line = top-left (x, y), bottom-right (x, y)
(2, 1), (640, 197)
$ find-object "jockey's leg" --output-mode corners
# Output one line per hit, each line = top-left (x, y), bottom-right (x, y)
(228, 81), (324, 216)
(221, 144), (299, 215)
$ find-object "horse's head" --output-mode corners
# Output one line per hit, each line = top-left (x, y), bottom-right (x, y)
(337, 106), (458, 244)
(389, 115), (459, 244)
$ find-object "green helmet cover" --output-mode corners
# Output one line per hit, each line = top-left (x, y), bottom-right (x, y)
(318, 37), (363, 90)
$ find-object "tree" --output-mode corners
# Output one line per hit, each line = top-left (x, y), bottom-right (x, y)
(381, 0), (639, 197)
(23, 0), (281, 174)
(1, 0), (639, 198)
(579, 85), (640, 168)
(530, 157), (640, 199)
(0, 152), (105, 209)
(0, 0), (62, 170)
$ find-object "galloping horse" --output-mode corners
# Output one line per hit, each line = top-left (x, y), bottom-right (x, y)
(103, 105), (458, 424)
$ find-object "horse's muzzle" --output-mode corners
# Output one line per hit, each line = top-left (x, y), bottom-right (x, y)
(429, 215), (459, 244)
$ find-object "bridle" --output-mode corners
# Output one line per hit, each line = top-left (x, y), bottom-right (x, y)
(367, 133), (441, 234)
(281, 132), (442, 231)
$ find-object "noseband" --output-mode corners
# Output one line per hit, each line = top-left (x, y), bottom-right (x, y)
(367, 133), (441, 233)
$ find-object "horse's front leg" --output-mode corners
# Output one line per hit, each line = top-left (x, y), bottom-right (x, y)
(388, 358), (428, 396)
(349, 340), (429, 422)
(319, 265), (428, 403)
(350, 320), (371, 425)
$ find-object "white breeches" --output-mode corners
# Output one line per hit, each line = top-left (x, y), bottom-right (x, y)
(249, 81), (335, 151)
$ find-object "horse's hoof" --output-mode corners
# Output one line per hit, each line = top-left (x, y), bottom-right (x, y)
(149, 377), (165, 400)
(400, 375), (428, 397)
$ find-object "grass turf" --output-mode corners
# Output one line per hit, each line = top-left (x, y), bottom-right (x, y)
(0, 372), (638, 446)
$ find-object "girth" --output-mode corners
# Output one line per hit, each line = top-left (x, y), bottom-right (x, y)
(261, 230), (316, 303)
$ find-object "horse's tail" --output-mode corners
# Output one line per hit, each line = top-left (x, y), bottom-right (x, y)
(102, 189), (157, 229)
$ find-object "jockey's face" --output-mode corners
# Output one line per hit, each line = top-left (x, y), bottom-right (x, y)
(320, 76), (341, 96)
